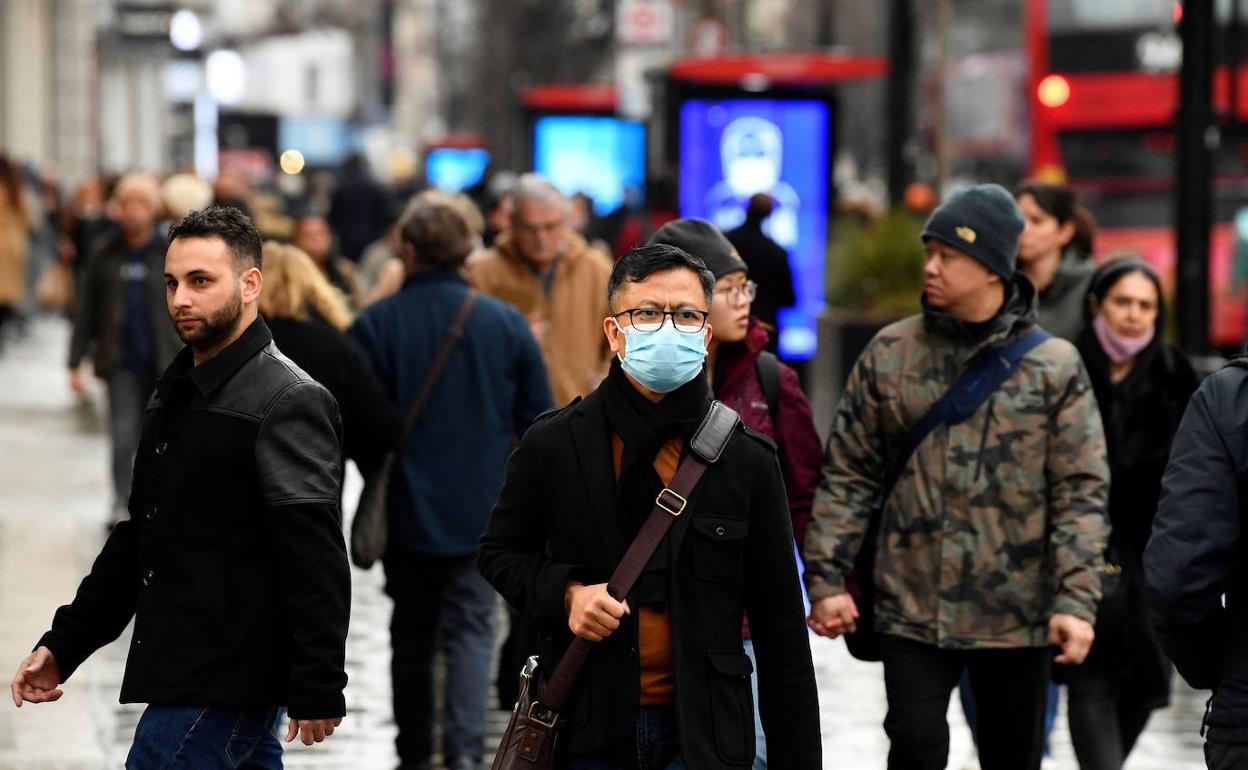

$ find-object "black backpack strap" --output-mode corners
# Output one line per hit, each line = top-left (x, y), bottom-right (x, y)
(756, 351), (781, 424)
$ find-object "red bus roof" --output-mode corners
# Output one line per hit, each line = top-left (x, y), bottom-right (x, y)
(521, 84), (618, 113)
(668, 51), (888, 86)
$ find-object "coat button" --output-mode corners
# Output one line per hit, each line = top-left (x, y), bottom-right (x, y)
(715, 526), (726, 537)
(155, 442), (167, 456)
(146, 505), (158, 521)
(142, 570), (155, 586)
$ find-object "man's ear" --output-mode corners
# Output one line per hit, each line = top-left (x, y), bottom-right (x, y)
(604, 316), (625, 357)
(241, 267), (263, 304)
(401, 241), (419, 271)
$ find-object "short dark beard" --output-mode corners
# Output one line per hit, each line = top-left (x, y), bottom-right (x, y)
(174, 284), (244, 352)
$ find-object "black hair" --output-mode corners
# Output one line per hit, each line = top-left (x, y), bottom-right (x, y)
(745, 193), (774, 223)
(607, 243), (715, 309)
(1086, 257), (1164, 325)
(1014, 180), (1075, 224)
(1015, 180), (1097, 257)
(168, 206), (263, 272)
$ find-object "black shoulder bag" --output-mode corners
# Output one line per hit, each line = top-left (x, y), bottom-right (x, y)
(845, 327), (1052, 661)
(350, 290), (479, 569)
(492, 400), (741, 769)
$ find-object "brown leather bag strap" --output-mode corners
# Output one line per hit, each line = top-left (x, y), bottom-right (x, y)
(534, 400), (740, 715)
(399, 289), (478, 439)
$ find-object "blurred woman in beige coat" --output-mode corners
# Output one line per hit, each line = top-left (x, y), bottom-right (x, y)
(0, 155), (31, 344)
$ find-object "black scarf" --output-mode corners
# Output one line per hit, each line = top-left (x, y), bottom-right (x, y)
(600, 358), (710, 608)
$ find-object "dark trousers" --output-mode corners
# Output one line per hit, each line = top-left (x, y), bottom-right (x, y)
(1206, 742), (1248, 769)
(107, 369), (154, 512)
(879, 635), (1050, 770)
(384, 551), (496, 768)
(1065, 660), (1154, 770)
(566, 705), (686, 770)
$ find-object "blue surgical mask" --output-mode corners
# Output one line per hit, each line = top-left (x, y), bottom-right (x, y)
(614, 319), (707, 393)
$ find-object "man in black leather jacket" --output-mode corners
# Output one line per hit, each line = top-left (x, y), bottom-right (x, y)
(10, 206), (351, 769)
(1145, 357), (1248, 769)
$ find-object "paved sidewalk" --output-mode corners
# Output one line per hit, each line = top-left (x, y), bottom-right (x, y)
(0, 317), (1208, 769)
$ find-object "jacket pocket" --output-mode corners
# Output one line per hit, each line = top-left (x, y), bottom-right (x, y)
(706, 650), (755, 766)
(691, 516), (747, 582)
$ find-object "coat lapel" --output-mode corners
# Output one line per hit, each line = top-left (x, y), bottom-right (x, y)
(568, 390), (629, 563)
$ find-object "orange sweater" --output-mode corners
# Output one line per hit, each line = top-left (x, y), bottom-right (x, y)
(611, 434), (679, 706)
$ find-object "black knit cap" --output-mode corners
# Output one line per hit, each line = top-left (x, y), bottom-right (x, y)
(648, 218), (748, 280)
(920, 183), (1025, 280)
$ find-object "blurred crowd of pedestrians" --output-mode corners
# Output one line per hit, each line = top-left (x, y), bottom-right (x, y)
(0, 146), (1241, 770)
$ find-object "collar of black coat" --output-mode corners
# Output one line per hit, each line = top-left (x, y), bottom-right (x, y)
(400, 267), (467, 291)
(921, 272), (1039, 350)
(159, 315), (274, 396)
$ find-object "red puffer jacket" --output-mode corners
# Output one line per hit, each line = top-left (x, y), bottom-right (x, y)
(713, 320), (822, 554)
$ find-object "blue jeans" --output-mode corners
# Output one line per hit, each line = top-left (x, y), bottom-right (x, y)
(384, 551), (496, 767)
(743, 640), (766, 770)
(566, 705), (686, 770)
(126, 704), (284, 769)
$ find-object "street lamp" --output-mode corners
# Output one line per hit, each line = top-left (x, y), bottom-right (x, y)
(169, 9), (203, 52)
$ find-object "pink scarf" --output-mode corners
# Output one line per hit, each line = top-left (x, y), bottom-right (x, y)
(1093, 313), (1154, 364)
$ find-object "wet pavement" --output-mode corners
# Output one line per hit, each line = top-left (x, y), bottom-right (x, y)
(0, 317), (1208, 769)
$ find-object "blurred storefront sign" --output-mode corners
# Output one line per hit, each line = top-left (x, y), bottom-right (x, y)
(617, 0), (674, 47)
(217, 148), (271, 179)
(113, 3), (176, 42)
(278, 116), (349, 167)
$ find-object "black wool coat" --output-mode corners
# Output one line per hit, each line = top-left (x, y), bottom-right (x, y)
(1146, 357), (1248, 743)
(38, 318), (351, 719)
(478, 386), (822, 769)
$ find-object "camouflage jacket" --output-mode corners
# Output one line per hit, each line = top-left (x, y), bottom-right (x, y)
(804, 276), (1110, 649)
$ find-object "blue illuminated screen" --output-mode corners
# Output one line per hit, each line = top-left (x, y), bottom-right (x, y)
(426, 147), (490, 192)
(533, 115), (646, 216)
(278, 117), (349, 166)
(679, 98), (830, 359)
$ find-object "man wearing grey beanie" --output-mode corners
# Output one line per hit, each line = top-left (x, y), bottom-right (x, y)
(803, 184), (1110, 770)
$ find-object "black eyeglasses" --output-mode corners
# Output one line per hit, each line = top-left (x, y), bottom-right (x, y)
(613, 307), (709, 334)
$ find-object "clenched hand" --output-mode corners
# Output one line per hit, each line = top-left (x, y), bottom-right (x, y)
(565, 581), (629, 642)
(1049, 613), (1095, 665)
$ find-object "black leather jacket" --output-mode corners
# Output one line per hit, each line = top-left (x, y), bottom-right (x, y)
(39, 317), (351, 719)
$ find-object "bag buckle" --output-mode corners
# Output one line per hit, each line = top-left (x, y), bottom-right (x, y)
(521, 655), (539, 680)
(527, 702), (558, 728)
(655, 488), (687, 516)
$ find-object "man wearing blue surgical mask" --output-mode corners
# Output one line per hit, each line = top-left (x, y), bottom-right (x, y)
(479, 244), (820, 770)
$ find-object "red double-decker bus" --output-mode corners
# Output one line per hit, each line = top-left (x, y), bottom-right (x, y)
(1026, 0), (1248, 348)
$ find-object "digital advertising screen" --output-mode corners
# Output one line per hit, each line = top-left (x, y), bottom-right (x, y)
(425, 147), (491, 192)
(678, 98), (830, 359)
(533, 115), (646, 216)
(277, 116), (349, 167)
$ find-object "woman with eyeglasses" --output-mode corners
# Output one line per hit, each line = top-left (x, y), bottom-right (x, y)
(649, 219), (822, 770)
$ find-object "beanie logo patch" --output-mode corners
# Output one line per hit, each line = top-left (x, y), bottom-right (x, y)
(955, 226), (978, 244)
